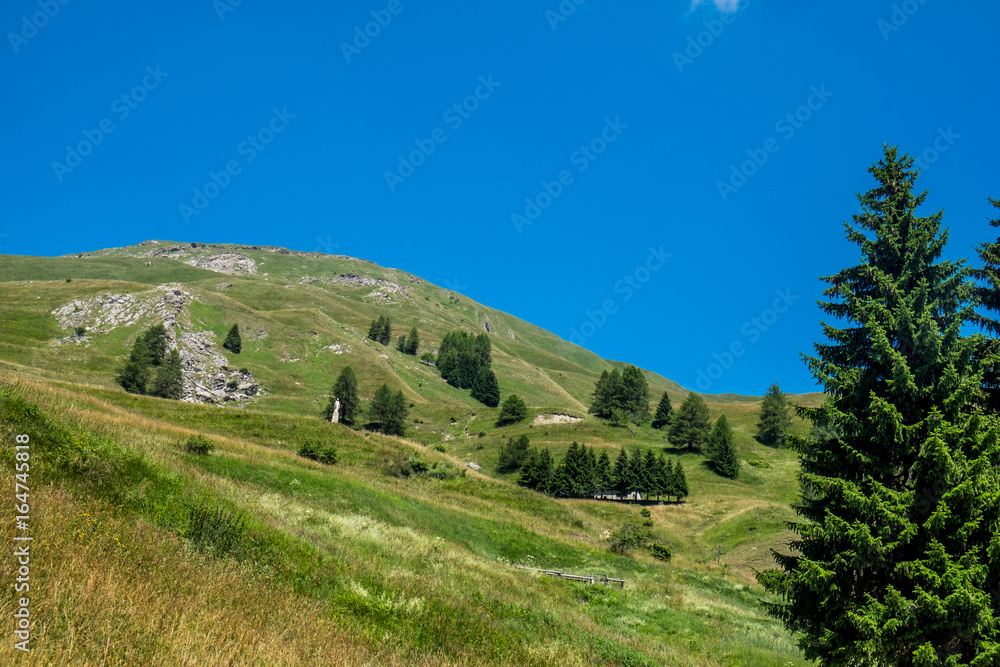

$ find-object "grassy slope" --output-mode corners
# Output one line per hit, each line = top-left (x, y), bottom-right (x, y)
(0, 243), (820, 665)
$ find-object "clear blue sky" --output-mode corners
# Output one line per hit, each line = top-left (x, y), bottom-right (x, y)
(2, 0), (998, 395)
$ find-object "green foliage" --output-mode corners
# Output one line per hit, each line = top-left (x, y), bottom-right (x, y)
(756, 383), (791, 446)
(116, 324), (173, 397)
(396, 335), (407, 352)
(496, 435), (531, 473)
(707, 415), (740, 479)
(470, 367), (500, 407)
(650, 544), (672, 561)
(404, 327), (419, 355)
(759, 145), (1000, 665)
(419, 352), (435, 365)
(222, 323), (242, 354)
(609, 523), (652, 555)
(185, 434), (215, 455)
(518, 447), (554, 492)
(149, 349), (184, 400)
(608, 407), (628, 427)
(366, 383), (408, 436)
(590, 365), (650, 423)
(496, 394), (528, 426)
(972, 198), (1000, 413)
(298, 440), (338, 465)
(324, 366), (360, 427)
(670, 392), (711, 451)
(437, 331), (492, 389)
(74, 325), (86, 337)
(651, 391), (673, 429)
(367, 315), (392, 345)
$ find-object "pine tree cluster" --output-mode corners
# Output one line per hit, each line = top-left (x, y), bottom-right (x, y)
(367, 315), (392, 345)
(437, 331), (499, 407)
(367, 383), (408, 436)
(590, 365), (651, 423)
(669, 392), (712, 451)
(115, 324), (184, 400)
(395, 327), (420, 355)
(519, 444), (688, 502)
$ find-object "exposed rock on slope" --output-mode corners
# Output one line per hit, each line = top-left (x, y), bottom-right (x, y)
(183, 253), (258, 276)
(51, 284), (192, 333)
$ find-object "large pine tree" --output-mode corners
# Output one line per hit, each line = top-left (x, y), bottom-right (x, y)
(366, 384), (407, 436)
(669, 392), (711, 451)
(324, 366), (360, 426)
(707, 415), (740, 479)
(223, 323), (242, 354)
(149, 348), (184, 399)
(620, 365), (651, 423)
(470, 368), (500, 407)
(652, 391), (674, 429)
(756, 383), (792, 446)
(972, 197), (1000, 414)
(758, 146), (1000, 665)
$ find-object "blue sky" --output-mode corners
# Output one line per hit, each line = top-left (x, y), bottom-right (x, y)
(1, 0), (998, 396)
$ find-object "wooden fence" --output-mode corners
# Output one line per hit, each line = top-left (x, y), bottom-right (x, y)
(514, 565), (625, 588)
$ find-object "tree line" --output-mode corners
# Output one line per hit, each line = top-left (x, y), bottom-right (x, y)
(322, 366), (409, 436)
(501, 438), (689, 502)
(436, 330), (500, 407)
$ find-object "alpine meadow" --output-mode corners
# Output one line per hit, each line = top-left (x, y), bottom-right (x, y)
(3, 1), (999, 665)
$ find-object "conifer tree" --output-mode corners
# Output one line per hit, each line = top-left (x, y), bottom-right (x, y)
(590, 368), (624, 418)
(520, 448), (554, 493)
(149, 348), (184, 399)
(627, 449), (645, 500)
(707, 415), (740, 479)
(405, 327), (419, 355)
(580, 445), (598, 498)
(143, 324), (170, 365)
(670, 392), (711, 451)
(611, 448), (629, 498)
(497, 394), (528, 426)
(223, 323), (242, 354)
(655, 453), (671, 501)
(596, 449), (613, 497)
(396, 335), (407, 352)
(672, 462), (688, 502)
(366, 384), (407, 436)
(324, 366), (360, 426)
(758, 146), (1000, 665)
(620, 365), (651, 423)
(497, 435), (531, 473)
(651, 392), (674, 430)
(641, 449), (658, 498)
(972, 197), (1000, 413)
(116, 333), (154, 395)
(756, 383), (792, 446)
(470, 368), (500, 407)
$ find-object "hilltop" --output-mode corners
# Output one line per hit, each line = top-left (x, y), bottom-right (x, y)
(0, 241), (822, 666)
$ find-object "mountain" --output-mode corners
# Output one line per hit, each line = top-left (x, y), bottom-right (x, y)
(0, 241), (821, 666)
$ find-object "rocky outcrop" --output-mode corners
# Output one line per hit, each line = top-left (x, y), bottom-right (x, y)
(51, 284), (192, 333)
(183, 253), (258, 276)
(178, 331), (261, 405)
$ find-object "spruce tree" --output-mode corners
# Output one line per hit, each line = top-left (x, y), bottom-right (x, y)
(396, 335), (407, 352)
(620, 365), (651, 423)
(672, 462), (688, 502)
(405, 327), (419, 355)
(972, 197), (1000, 413)
(707, 415), (740, 479)
(366, 384), (407, 436)
(626, 449), (645, 500)
(324, 366), (360, 426)
(142, 324), (170, 365)
(590, 368), (624, 418)
(641, 449), (658, 498)
(149, 348), (184, 399)
(655, 453), (670, 501)
(596, 449), (612, 497)
(223, 324), (242, 354)
(758, 146), (1000, 665)
(611, 448), (629, 498)
(497, 435), (531, 473)
(652, 392), (674, 429)
(670, 392), (711, 451)
(497, 394), (528, 426)
(756, 383), (792, 446)
(116, 334), (153, 395)
(470, 368), (500, 407)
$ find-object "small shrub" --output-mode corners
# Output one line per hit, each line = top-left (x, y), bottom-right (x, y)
(66, 278), (72, 283)
(427, 461), (458, 480)
(478, 431), (486, 438)
(185, 435), (215, 455)
(640, 508), (652, 519)
(298, 440), (337, 465)
(74, 326), (86, 337)
(609, 524), (651, 555)
(385, 456), (413, 478)
(432, 444), (446, 452)
(226, 379), (239, 390)
(571, 518), (585, 529)
(651, 544), (672, 561)
(747, 458), (771, 469)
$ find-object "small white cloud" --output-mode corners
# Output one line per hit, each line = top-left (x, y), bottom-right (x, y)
(691, 0), (741, 12)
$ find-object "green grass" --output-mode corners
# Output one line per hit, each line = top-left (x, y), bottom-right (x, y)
(0, 241), (820, 665)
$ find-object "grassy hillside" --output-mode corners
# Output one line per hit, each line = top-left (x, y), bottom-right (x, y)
(0, 242), (822, 665)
